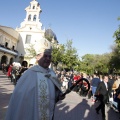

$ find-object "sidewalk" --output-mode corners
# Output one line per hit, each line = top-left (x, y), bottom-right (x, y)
(0, 70), (119, 120)
(0, 71), (14, 120)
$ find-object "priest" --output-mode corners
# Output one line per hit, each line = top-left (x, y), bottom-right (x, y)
(5, 39), (64, 120)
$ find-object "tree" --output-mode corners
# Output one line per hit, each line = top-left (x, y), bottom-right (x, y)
(113, 17), (120, 47)
(110, 17), (120, 72)
(61, 40), (79, 71)
(80, 53), (111, 74)
(52, 44), (65, 69)
(81, 54), (95, 74)
(109, 45), (120, 72)
(25, 44), (36, 58)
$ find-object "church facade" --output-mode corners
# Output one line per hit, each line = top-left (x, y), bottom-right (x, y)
(0, 0), (58, 68)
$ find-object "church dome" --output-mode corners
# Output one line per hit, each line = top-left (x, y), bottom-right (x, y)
(45, 28), (57, 41)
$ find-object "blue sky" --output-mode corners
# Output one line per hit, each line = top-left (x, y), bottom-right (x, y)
(0, 0), (120, 57)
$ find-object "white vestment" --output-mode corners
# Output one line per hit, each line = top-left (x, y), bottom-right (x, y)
(5, 65), (62, 120)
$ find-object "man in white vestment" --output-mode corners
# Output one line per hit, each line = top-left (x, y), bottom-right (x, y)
(5, 39), (64, 120)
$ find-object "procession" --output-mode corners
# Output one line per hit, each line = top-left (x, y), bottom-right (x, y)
(0, 0), (120, 120)
(1, 61), (120, 120)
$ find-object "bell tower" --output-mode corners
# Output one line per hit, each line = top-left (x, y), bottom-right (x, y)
(16, 0), (45, 63)
(16, 0), (44, 31)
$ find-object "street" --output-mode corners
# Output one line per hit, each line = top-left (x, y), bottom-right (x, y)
(0, 70), (119, 120)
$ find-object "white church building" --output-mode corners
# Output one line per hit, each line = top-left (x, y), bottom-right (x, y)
(0, 0), (58, 68)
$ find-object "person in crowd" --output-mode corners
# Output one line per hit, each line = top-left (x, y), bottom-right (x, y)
(110, 76), (120, 113)
(108, 75), (117, 99)
(62, 75), (69, 91)
(91, 73), (101, 102)
(7, 64), (13, 79)
(114, 85), (120, 117)
(5, 39), (65, 120)
(108, 75), (114, 89)
(15, 65), (28, 82)
(68, 71), (73, 89)
(2, 63), (7, 73)
(87, 75), (93, 99)
(18, 64), (28, 77)
(79, 73), (87, 96)
(10, 62), (21, 85)
(116, 75), (120, 86)
(69, 71), (74, 80)
(72, 72), (80, 92)
(57, 71), (61, 81)
(99, 74), (103, 81)
(95, 75), (112, 120)
(110, 87), (120, 113)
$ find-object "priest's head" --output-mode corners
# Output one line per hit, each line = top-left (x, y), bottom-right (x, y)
(35, 38), (52, 68)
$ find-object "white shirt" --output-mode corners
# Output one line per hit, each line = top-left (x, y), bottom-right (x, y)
(104, 81), (108, 90)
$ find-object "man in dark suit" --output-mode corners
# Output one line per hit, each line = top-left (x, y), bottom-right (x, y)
(95, 75), (112, 120)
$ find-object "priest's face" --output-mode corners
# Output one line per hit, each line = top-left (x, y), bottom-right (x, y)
(36, 52), (52, 68)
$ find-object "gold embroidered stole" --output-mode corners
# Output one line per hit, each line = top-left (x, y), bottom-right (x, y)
(37, 72), (49, 120)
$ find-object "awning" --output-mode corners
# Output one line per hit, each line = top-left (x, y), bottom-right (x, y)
(0, 47), (18, 56)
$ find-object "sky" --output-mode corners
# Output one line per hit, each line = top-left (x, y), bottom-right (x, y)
(0, 0), (120, 58)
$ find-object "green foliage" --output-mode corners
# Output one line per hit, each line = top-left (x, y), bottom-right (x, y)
(25, 44), (36, 58)
(111, 19), (120, 72)
(113, 18), (120, 46)
(51, 39), (112, 74)
(51, 40), (79, 70)
(52, 44), (65, 66)
(114, 30), (120, 47)
(80, 53), (111, 74)
(61, 40), (78, 70)
(109, 45), (120, 71)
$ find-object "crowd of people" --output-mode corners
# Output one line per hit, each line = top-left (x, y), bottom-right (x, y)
(1, 62), (29, 85)
(54, 71), (120, 120)
(1, 61), (120, 120)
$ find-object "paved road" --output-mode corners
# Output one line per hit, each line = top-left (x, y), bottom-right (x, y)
(0, 70), (119, 120)
(0, 71), (14, 120)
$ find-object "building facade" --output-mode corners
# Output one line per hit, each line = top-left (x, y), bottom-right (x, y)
(0, 26), (19, 67)
(0, 0), (58, 68)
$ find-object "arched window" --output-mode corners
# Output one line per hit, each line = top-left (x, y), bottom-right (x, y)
(33, 6), (35, 9)
(33, 15), (36, 21)
(28, 14), (31, 21)
(12, 46), (15, 50)
(9, 57), (13, 64)
(1, 55), (7, 64)
(5, 42), (8, 48)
